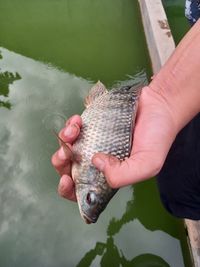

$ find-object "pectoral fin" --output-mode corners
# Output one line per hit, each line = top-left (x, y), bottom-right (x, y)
(53, 130), (81, 162)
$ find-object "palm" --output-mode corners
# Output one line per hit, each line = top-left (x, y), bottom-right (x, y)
(93, 86), (178, 188)
(120, 86), (178, 185)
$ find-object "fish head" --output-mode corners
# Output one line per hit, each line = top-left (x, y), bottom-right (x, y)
(73, 165), (116, 224)
(76, 182), (115, 224)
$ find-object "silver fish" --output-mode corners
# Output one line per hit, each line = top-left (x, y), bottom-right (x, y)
(70, 81), (142, 224)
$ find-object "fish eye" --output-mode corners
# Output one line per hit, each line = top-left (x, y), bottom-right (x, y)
(86, 192), (97, 206)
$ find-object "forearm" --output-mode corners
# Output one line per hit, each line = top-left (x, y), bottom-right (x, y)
(150, 19), (200, 132)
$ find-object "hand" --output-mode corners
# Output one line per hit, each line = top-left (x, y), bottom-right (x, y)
(51, 115), (82, 201)
(92, 85), (178, 188)
(52, 21), (200, 200)
(51, 85), (178, 200)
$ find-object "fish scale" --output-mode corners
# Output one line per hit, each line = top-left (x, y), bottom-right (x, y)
(71, 81), (142, 223)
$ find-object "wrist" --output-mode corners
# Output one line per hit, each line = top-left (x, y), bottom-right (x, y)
(149, 20), (200, 132)
(139, 85), (180, 145)
(150, 63), (200, 133)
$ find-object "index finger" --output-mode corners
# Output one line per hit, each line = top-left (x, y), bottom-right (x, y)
(59, 115), (82, 144)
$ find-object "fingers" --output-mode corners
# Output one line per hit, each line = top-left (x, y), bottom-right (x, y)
(51, 115), (82, 202)
(59, 114), (82, 144)
(51, 147), (71, 176)
(51, 115), (82, 174)
(92, 152), (163, 188)
(58, 174), (77, 202)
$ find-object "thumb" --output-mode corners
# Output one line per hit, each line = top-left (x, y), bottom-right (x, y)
(92, 152), (163, 188)
(92, 153), (122, 188)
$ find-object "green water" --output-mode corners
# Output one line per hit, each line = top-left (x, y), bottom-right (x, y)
(0, 0), (191, 266)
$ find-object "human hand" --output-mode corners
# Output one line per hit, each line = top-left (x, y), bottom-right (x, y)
(91, 85), (178, 188)
(51, 115), (82, 201)
(52, 20), (200, 200)
(101, 19), (200, 188)
(52, 85), (178, 199)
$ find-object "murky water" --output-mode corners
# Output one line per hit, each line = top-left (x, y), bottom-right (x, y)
(0, 0), (192, 266)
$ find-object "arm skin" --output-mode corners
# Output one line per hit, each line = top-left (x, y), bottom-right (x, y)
(51, 20), (200, 201)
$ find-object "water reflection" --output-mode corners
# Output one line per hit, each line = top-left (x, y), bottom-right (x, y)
(0, 47), (188, 267)
(77, 181), (185, 267)
(107, 181), (179, 238)
(78, 234), (170, 267)
(0, 50), (21, 108)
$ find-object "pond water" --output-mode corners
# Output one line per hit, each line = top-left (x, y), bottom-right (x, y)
(0, 0), (192, 266)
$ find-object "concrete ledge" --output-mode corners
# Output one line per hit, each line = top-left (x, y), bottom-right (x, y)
(138, 0), (175, 74)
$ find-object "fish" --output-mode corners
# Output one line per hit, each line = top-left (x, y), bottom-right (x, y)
(62, 81), (142, 224)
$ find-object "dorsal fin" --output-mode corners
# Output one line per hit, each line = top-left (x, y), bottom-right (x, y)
(111, 82), (144, 99)
(125, 82), (143, 96)
(84, 81), (107, 108)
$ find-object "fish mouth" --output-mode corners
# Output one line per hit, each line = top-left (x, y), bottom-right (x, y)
(83, 214), (97, 224)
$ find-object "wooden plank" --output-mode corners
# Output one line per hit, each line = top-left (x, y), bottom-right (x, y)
(185, 220), (200, 267)
(138, 0), (175, 74)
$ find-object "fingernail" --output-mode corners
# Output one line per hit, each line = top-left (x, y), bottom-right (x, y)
(64, 124), (77, 137)
(58, 147), (66, 160)
(93, 157), (105, 171)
